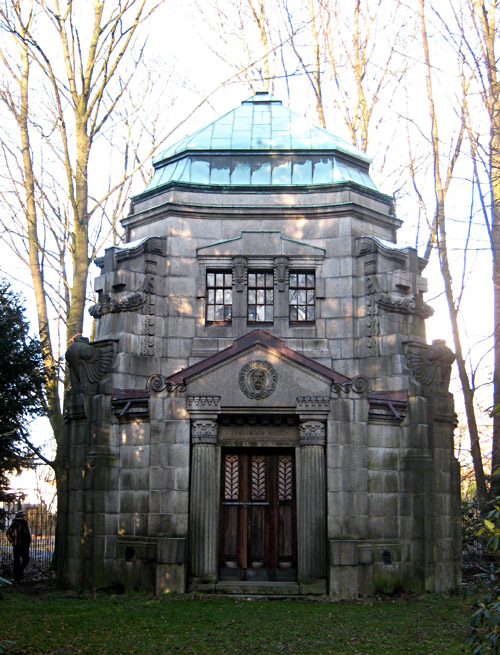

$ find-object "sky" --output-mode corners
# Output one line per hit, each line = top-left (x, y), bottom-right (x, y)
(0, 0), (495, 499)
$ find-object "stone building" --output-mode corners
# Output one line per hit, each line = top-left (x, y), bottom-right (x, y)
(62, 93), (461, 597)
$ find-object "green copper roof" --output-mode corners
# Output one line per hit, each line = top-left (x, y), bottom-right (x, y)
(143, 93), (378, 193)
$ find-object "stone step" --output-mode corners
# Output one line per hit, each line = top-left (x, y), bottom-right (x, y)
(215, 581), (301, 596)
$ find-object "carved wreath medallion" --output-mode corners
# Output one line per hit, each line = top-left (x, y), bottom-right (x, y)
(238, 361), (277, 400)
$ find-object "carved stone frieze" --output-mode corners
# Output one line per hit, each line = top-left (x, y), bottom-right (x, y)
(366, 274), (433, 320)
(65, 337), (115, 393)
(186, 396), (221, 411)
(191, 419), (218, 445)
(274, 256), (289, 292)
(239, 361), (277, 400)
(141, 266), (157, 357)
(363, 256), (433, 356)
(296, 396), (330, 411)
(406, 340), (455, 395)
(299, 420), (326, 446)
(89, 291), (145, 318)
(232, 256), (247, 292)
(377, 289), (434, 319)
(365, 274), (380, 357)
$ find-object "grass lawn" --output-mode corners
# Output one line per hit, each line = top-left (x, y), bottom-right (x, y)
(0, 586), (472, 655)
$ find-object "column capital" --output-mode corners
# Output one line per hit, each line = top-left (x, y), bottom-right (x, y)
(299, 420), (326, 446)
(192, 419), (218, 445)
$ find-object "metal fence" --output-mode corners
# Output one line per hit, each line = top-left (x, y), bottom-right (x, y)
(0, 504), (56, 580)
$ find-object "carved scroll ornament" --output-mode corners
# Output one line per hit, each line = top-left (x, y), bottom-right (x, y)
(332, 376), (370, 395)
(147, 374), (186, 393)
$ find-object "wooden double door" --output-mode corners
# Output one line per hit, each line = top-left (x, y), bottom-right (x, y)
(220, 449), (297, 582)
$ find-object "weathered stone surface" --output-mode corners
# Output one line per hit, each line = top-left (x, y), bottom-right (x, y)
(61, 96), (460, 599)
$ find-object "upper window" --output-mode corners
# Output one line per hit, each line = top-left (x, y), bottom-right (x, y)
(206, 271), (232, 323)
(289, 272), (315, 322)
(248, 271), (274, 323)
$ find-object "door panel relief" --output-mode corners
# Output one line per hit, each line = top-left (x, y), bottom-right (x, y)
(220, 450), (297, 581)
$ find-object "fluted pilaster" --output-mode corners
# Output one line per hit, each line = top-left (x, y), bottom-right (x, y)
(298, 420), (326, 580)
(190, 420), (219, 579)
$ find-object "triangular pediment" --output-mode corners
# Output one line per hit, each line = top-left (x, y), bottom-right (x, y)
(197, 231), (325, 259)
(167, 330), (350, 410)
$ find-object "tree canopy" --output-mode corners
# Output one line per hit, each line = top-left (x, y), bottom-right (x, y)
(0, 281), (45, 505)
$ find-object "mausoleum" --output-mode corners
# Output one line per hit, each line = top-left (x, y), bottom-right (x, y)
(61, 92), (461, 597)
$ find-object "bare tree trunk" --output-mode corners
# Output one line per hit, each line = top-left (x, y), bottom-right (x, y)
(353, 0), (369, 152)
(456, 0), (500, 495)
(482, 5), (500, 493)
(247, 0), (271, 91)
(308, 0), (325, 128)
(418, 0), (487, 499)
(10, 9), (64, 442)
(0, 0), (161, 570)
(67, 118), (91, 344)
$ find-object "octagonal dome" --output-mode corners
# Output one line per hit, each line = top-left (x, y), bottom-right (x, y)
(142, 92), (378, 193)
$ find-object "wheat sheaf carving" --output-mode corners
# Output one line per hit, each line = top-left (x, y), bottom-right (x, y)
(251, 456), (266, 500)
(224, 455), (239, 500)
(278, 456), (293, 501)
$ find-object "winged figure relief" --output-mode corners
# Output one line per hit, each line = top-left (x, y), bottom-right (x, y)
(406, 339), (455, 393)
(66, 337), (115, 391)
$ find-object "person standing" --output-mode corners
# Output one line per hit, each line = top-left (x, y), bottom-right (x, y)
(6, 510), (32, 582)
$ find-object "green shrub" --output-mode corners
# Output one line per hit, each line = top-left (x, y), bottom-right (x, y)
(468, 499), (500, 654)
